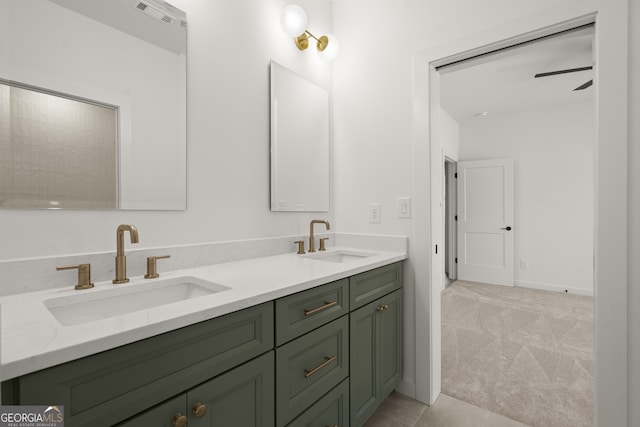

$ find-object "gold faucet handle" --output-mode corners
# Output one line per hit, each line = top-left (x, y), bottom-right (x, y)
(294, 240), (306, 254)
(319, 237), (330, 251)
(145, 255), (171, 279)
(56, 263), (94, 290)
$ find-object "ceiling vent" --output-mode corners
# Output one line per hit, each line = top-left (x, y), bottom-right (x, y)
(133, 1), (176, 24)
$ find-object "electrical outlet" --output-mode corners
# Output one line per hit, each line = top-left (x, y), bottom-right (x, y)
(520, 260), (529, 270)
(398, 197), (411, 218)
(369, 203), (381, 223)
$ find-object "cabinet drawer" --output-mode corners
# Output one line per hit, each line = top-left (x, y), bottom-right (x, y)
(11, 302), (274, 427)
(276, 316), (349, 426)
(287, 379), (349, 427)
(350, 262), (402, 310)
(117, 395), (187, 427)
(188, 351), (275, 427)
(276, 278), (349, 346)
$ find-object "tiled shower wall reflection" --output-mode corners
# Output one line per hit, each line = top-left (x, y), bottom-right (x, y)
(0, 84), (117, 209)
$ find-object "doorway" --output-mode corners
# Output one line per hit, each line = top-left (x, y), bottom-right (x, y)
(412, 5), (630, 425)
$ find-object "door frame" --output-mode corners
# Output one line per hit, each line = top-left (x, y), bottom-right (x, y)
(411, 2), (629, 426)
(444, 157), (457, 285)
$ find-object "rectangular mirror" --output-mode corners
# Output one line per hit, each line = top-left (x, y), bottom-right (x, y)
(0, 0), (187, 210)
(270, 61), (329, 212)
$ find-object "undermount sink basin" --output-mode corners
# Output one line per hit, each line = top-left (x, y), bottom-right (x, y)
(304, 250), (374, 263)
(44, 276), (230, 326)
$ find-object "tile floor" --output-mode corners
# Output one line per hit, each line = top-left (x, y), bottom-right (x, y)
(364, 392), (530, 427)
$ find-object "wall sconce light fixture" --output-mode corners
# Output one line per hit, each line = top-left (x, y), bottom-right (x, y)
(281, 4), (340, 62)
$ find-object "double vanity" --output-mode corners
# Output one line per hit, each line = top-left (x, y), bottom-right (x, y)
(0, 234), (406, 427)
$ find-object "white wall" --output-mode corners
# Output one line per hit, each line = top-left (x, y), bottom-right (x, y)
(458, 101), (594, 294)
(0, 0), (335, 260)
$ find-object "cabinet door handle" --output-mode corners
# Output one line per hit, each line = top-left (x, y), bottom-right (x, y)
(192, 402), (207, 418)
(377, 304), (389, 313)
(304, 355), (337, 378)
(304, 300), (337, 316)
(172, 413), (187, 427)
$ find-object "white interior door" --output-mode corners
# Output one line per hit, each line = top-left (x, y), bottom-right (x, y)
(457, 158), (514, 286)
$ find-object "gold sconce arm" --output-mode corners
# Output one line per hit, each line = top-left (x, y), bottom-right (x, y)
(294, 30), (329, 52)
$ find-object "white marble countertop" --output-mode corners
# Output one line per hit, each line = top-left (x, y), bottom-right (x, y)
(0, 247), (406, 382)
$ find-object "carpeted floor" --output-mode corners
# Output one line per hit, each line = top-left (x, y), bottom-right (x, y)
(441, 281), (594, 427)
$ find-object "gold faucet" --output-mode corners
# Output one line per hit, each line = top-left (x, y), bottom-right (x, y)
(113, 224), (139, 284)
(309, 219), (330, 253)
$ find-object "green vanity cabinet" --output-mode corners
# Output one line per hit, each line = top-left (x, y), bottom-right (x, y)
(350, 289), (403, 427)
(118, 351), (275, 427)
(350, 262), (402, 310)
(275, 278), (349, 346)
(287, 378), (349, 427)
(276, 316), (349, 426)
(116, 395), (187, 427)
(2, 302), (274, 427)
(2, 260), (404, 427)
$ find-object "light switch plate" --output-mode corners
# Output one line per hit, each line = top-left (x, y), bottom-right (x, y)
(369, 203), (382, 223)
(398, 197), (411, 218)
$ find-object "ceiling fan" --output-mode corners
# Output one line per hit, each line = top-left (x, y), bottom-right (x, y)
(534, 66), (593, 91)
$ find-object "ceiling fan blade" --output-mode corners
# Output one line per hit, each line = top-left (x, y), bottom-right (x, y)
(534, 66), (593, 78)
(574, 79), (594, 91)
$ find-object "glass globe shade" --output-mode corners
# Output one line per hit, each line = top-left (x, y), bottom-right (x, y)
(318, 34), (340, 62)
(281, 5), (308, 38)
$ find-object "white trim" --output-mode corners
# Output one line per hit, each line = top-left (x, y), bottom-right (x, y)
(515, 281), (594, 297)
(412, 2), (629, 425)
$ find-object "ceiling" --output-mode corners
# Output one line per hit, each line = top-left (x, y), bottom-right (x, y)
(440, 26), (594, 123)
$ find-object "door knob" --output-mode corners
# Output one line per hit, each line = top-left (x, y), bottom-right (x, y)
(501, 226), (512, 231)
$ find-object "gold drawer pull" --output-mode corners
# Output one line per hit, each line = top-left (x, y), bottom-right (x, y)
(377, 304), (389, 313)
(304, 355), (337, 378)
(304, 301), (337, 316)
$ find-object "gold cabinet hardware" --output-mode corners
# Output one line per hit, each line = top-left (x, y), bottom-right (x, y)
(294, 240), (306, 254)
(304, 301), (337, 316)
(144, 255), (171, 279)
(319, 237), (329, 251)
(172, 413), (187, 427)
(304, 355), (337, 378)
(377, 304), (389, 313)
(56, 263), (94, 290)
(192, 402), (207, 418)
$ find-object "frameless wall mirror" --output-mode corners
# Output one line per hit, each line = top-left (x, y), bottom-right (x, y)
(0, 0), (187, 210)
(270, 61), (329, 212)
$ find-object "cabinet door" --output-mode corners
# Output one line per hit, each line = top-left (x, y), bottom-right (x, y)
(379, 289), (403, 398)
(187, 351), (275, 427)
(349, 289), (403, 427)
(117, 395), (187, 427)
(349, 300), (379, 427)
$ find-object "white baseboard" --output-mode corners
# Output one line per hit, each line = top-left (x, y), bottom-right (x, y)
(515, 280), (593, 296)
(395, 379), (416, 399)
